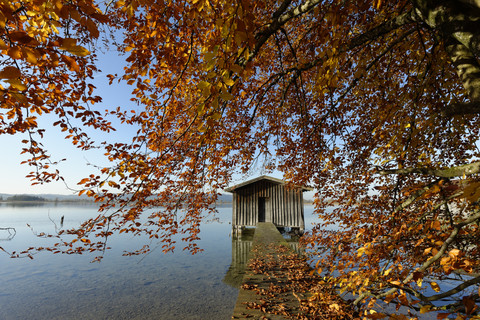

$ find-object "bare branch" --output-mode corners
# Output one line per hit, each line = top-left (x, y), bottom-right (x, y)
(424, 275), (480, 302)
(393, 180), (440, 213)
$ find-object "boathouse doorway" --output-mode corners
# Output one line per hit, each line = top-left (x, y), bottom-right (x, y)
(258, 197), (269, 222)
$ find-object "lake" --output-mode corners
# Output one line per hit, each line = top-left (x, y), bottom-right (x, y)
(0, 203), (320, 320)
(0, 203), (251, 319)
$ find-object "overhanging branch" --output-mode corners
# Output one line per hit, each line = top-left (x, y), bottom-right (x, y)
(378, 161), (480, 178)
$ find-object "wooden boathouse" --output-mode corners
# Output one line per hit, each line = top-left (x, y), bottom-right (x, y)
(225, 176), (312, 234)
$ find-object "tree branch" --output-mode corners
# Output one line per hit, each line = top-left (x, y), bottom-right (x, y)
(424, 275), (480, 302)
(378, 161), (480, 178)
(412, 0), (480, 110)
(393, 180), (440, 213)
(444, 35), (480, 105)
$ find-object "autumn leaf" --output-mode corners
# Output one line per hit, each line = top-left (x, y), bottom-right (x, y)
(419, 305), (431, 314)
(22, 48), (39, 64)
(8, 31), (34, 44)
(430, 282), (441, 293)
(61, 55), (80, 72)
(61, 45), (90, 57)
(7, 47), (22, 59)
(5, 79), (27, 91)
(0, 67), (21, 79)
(220, 92), (234, 101)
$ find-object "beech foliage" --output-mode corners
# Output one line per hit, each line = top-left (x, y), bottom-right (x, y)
(1, 0), (480, 317)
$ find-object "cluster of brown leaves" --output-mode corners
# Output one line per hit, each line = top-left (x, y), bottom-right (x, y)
(241, 244), (359, 320)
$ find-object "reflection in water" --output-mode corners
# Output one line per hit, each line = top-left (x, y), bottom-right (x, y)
(223, 228), (255, 288)
(0, 227), (16, 241)
(1, 202), (46, 208)
(223, 228), (302, 289)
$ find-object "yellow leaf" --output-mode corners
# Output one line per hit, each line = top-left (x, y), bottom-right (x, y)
(198, 81), (211, 90)
(357, 246), (365, 257)
(0, 66), (21, 79)
(329, 303), (340, 311)
(211, 112), (221, 120)
(64, 45), (90, 57)
(22, 48), (39, 64)
(198, 123), (207, 132)
(10, 92), (27, 103)
(417, 278), (423, 288)
(430, 281), (440, 292)
(6, 79), (27, 91)
(234, 31), (248, 45)
(419, 305), (431, 314)
(220, 92), (234, 101)
(0, 11), (5, 28)
(204, 51), (215, 63)
(198, 81), (211, 97)
(448, 248), (461, 259)
(462, 181), (480, 203)
(223, 76), (235, 86)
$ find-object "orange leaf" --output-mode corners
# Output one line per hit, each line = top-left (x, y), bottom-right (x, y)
(22, 48), (38, 64)
(7, 47), (22, 59)
(0, 38), (8, 50)
(62, 55), (80, 72)
(9, 31), (34, 44)
(6, 79), (27, 91)
(86, 18), (99, 38)
(448, 248), (461, 259)
(0, 66), (21, 79)
(78, 178), (90, 185)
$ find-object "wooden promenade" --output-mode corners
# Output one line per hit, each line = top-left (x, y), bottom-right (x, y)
(232, 222), (302, 319)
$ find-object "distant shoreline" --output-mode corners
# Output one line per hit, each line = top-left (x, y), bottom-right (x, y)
(0, 200), (94, 203)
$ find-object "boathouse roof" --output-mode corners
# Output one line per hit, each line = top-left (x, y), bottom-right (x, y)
(224, 175), (313, 192)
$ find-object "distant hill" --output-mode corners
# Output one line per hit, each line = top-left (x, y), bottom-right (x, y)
(0, 193), (90, 202)
(0, 193), (233, 203)
(6, 195), (46, 202)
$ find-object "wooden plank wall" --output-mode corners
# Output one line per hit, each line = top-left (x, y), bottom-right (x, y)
(232, 180), (305, 229)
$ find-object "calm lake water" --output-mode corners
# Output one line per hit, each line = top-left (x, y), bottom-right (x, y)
(0, 202), (318, 320)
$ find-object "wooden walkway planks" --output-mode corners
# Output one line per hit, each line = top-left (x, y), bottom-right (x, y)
(232, 222), (299, 319)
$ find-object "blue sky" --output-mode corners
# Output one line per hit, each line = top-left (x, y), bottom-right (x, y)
(0, 49), (138, 195)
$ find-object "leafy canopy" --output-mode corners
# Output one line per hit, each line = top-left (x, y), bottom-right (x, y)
(1, 0), (480, 317)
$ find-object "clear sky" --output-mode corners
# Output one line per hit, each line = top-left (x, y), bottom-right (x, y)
(0, 48), (138, 195)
